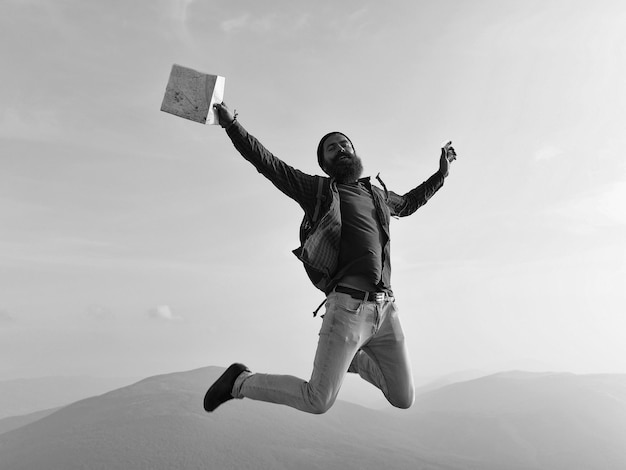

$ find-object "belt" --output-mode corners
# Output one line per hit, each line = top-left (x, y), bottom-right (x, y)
(335, 285), (389, 302)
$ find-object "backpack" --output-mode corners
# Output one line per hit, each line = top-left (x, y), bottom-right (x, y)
(292, 176), (333, 315)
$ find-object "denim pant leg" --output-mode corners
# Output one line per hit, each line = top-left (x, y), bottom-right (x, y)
(351, 300), (415, 408)
(234, 292), (373, 414)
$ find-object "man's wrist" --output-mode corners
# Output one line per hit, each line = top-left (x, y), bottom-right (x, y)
(224, 110), (238, 129)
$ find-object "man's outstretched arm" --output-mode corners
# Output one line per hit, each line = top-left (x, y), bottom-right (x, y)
(213, 102), (319, 212)
(386, 143), (457, 217)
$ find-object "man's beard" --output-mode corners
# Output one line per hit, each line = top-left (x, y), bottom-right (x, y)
(327, 152), (364, 183)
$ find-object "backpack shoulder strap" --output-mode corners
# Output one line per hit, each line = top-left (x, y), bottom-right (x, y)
(311, 176), (325, 223)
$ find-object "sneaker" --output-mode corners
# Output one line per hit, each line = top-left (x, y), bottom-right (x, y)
(203, 363), (249, 412)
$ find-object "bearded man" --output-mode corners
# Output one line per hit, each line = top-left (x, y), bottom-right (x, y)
(203, 102), (455, 414)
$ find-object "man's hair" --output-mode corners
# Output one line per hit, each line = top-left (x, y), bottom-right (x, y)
(317, 132), (354, 172)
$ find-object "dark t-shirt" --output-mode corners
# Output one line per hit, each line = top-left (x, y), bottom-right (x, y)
(337, 182), (387, 292)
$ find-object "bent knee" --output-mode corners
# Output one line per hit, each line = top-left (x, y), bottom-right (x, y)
(391, 397), (414, 410)
(309, 403), (332, 414)
(306, 393), (336, 415)
(389, 390), (415, 410)
(307, 398), (335, 414)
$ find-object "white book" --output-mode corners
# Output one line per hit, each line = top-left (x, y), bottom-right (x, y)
(161, 64), (225, 125)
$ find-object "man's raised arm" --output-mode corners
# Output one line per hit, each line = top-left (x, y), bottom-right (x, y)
(386, 142), (457, 217)
(213, 103), (319, 212)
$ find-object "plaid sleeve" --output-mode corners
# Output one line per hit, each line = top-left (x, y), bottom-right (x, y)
(226, 121), (319, 212)
(386, 171), (445, 217)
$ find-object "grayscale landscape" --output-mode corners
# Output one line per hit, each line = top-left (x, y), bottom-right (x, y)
(3, 1), (625, 469)
(1, 367), (625, 470)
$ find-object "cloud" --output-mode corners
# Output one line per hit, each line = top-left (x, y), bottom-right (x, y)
(220, 12), (286, 34)
(252, 13), (278, 32)
(147, 304), (183, 321)
(325, 6), (376, 39)
(593, 181), (626, 225)
(220, 13), (251, 33)
(0, 309), (16, 325)
(292, 12), (310, 31)
(85, 304), (114, 320)
(163, 0), (199, 48)
(347, 6), (371, 24)
(0, 107), (63, 141)
(218, 10), (312, 35)
(545, 180), (626, 228)
(171, 0), (196, 23)
(534, 145), (563, 162)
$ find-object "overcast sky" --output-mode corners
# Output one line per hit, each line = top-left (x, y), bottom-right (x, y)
(1, 0), (625, 385)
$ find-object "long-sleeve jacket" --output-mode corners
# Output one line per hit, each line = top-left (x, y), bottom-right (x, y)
(226, 121), (445, 294)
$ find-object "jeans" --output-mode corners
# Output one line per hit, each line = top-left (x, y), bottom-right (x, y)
(232, 291), (415, 414)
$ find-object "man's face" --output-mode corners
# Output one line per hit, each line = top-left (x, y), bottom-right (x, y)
(321, 133), (363, 182)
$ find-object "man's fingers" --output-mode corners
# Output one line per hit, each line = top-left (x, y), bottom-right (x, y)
(441, 141), (457, 161)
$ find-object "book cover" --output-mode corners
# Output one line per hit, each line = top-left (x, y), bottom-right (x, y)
(161, 64), (225, 125)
